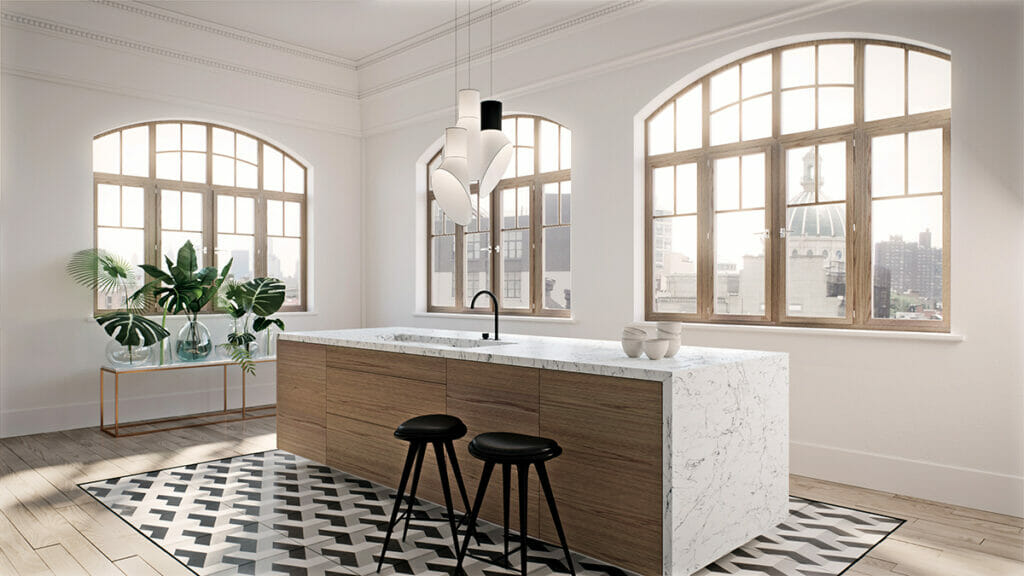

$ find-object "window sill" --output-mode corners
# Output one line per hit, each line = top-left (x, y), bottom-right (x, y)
(83, 310), (319, 323)
(664, 321), (964, 342)
(414, 312), (577, 324)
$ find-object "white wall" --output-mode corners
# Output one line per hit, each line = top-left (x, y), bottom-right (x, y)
(0, 3), (363, 436)
(360, 1), (1024, 516)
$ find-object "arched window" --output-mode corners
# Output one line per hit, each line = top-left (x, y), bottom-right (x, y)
(93, 121), (307, 312)
(646, 39), (949, 331)
(428, 114), (571, 316)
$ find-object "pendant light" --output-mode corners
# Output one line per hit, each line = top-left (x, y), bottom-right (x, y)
(477, 0), (512, 199)
(431, 0), (473, 225)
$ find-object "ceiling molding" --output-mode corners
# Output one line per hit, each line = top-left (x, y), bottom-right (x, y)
(97, 0), (357, 69)
(2, 63), (362, 138)
(354, 0), (529, 70)
(359, 0), (644, 99)
(1, 11), (358, 100)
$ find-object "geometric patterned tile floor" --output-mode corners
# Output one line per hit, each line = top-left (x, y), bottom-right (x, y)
(79, 450), (903, 576)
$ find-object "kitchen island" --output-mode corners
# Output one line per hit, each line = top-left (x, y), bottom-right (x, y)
(275, 327), (788, 575)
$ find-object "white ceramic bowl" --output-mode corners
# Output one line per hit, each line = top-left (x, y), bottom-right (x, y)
(656, 321), (683, 335)
(621, 338), (644, 358)
(663, 336), (681, 358)
(623, 326), (647, 337)
(643, 338), (670, 360)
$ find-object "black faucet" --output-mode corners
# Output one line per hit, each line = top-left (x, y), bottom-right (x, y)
(470, 290), (499, 340)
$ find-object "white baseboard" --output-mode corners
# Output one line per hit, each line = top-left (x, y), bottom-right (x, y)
(0, 383), (277, 438)
(791, 440), (1024, 518)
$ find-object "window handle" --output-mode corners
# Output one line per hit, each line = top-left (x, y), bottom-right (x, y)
(779, 228), (788, 239)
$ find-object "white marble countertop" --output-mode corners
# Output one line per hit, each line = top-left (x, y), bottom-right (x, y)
(279, 326), (784, 382)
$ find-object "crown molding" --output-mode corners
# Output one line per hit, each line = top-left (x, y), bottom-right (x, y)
(97, 0), (357, 69)
(359, 0), (644, 99)
(1, 11), (358, 100)
(1, 64), (362, 138)
(355, 0), (530, 70)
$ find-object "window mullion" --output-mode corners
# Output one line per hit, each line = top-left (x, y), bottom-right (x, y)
(490, 188), (501, 307)
(698, 79), (713, 319)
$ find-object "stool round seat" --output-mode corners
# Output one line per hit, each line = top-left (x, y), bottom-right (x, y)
(468, 432), (563, 463)
(394, 414), (467, 441)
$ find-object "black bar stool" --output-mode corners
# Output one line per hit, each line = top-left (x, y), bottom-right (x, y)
(377, 414), (473, 573)
(454, 432), (576, 576)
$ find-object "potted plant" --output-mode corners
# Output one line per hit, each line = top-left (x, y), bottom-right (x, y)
(66, 249), (169, 365)
(221, 277), (286, 374)
(140, 241), (232, 361)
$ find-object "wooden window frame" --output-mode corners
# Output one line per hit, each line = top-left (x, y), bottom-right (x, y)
(645, 39), (951, 333)
(93, 121), (308, 315)
(426, 115), (572, 318)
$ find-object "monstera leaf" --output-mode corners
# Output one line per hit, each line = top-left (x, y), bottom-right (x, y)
(245, 278), (286, 318)
(95, 312), (169, 347)
(252, 317), (285, 333)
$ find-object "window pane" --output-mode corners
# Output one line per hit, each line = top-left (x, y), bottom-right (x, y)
(710, 65), (739, 110)
(741, 55), (772, 98)
(217, 195), (234, 233)
(268, 237), (301, 307)
(741, 153), (765, 209)
(543, 226), (571, 310)
(781, 88), (814, 134)
(285, 157), (304, 194)
(237, 133), (258, 163)
(431, 235), (456, 307)
(501, 229), (530, 309)
(675, 86), (702, 151)
(872, 133), (905, 198)
(121, 126), (149, 177)
(218, 234), (254, 282)
(742, 94), (771, 141)
(710, 104), (739, 145)
(93, 133), (120, 173)
(237, 161), (258, 189)
(464, 232), (490, 307)
(539, 120), (559, 173)
(182, 152), (206, 183)
(478, 190), (490, 231)
(516, 186), (530, 228)
(714, 156), (739, 211)
(676, 163), (697, 214)
(182, 124), (206, 151)
(871, 195), (943, 320)
(653, 166), (674, 216)
(181, 191), (203, 231)
(544, 183), (559, 225)
(502, 117), (516, 144)
(909, 51), (951, 114)
(786, 204), (847, 318)
(787, 146), (814, 204)
(560, 127), (571, 170)
(818, 87), (853, 129)
(908, 129), (943, 194)
(212, 127), (234, 156)
(517, 117), (534, 146)
(122, 186), (144, 228)
(236, 197), (255, 235)
(652, 216), (697, 314)
(97, 184), (120, 227)
(865, 44), (905, 121)
(818, 142), (846, 202)
(161, 189), (181, 230)
(648, 105), (674, 155)
(516, 147), (534, 177)
(818, 43), (853, 84)
(156, 152), (181, 180)
(267, 199), (283, 236)
(212, 154), (234, 186)
(96, 227), (144, 308)
(284, 201), (301, 237)
(714, 210), (766, 315)
(782, 46), (814, 88)
(155, 122), (180, 151)
(560, 181), (571, 224)
(264, 146), (283, 192)
(162, 231), (203, 268)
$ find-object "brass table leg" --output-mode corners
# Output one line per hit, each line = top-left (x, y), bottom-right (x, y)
(223, 365), (228, 414)
(114, 372), (120, 437)
(99, 369), (104, 431)
(242, 366), (247, 419)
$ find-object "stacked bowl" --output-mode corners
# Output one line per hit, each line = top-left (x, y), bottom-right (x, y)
(621, 326), (647, 358)
(656, 322), (683, 358)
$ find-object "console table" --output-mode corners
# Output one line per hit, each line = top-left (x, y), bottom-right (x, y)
(99, 356), (276, 437)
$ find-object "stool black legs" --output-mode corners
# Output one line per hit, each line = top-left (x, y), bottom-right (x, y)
(502, 464), (511, 567)
(517, 464), (529, 576)
(454, 461), (494, 574)
(378, 443), (418, 573)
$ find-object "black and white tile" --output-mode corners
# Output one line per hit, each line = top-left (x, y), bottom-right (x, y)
(80, 450), (902, 576)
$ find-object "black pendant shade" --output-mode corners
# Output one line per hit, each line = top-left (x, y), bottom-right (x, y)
(481, 100), (503, 131)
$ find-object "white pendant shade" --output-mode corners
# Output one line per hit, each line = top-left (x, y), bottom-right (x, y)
(457, 89), (482, 181)
(478, 129), (513, 199)
(431, 127), (473, 226)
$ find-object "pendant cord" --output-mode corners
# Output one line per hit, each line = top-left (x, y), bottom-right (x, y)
(454, 0), (458, 99)
(489, 0), (493, 96)
(466, 0), (471, 88)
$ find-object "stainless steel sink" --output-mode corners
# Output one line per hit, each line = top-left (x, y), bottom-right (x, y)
(390, 333), (511, 348)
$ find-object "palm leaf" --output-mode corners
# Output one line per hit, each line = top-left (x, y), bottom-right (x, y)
(67, 249), (136, 294)
(95, 312), (169, 347)
(224, 343), (255, 376)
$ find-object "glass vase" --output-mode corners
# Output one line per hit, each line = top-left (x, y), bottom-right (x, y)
(106, 340), (153, 366)
(176, 319), (213, 361)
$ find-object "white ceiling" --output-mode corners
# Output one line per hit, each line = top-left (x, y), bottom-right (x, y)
(141, 0), (523, 63)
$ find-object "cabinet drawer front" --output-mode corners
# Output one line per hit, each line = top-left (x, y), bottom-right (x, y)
(277, 341), (325, 425)
(326, 367), (446, 431)
(277, 414), (325, 464)
(326, 346), (445, 383)
(446, 360), (539, 438)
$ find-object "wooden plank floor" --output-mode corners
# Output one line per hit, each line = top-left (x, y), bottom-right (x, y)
(0, 418), (1020, 575)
